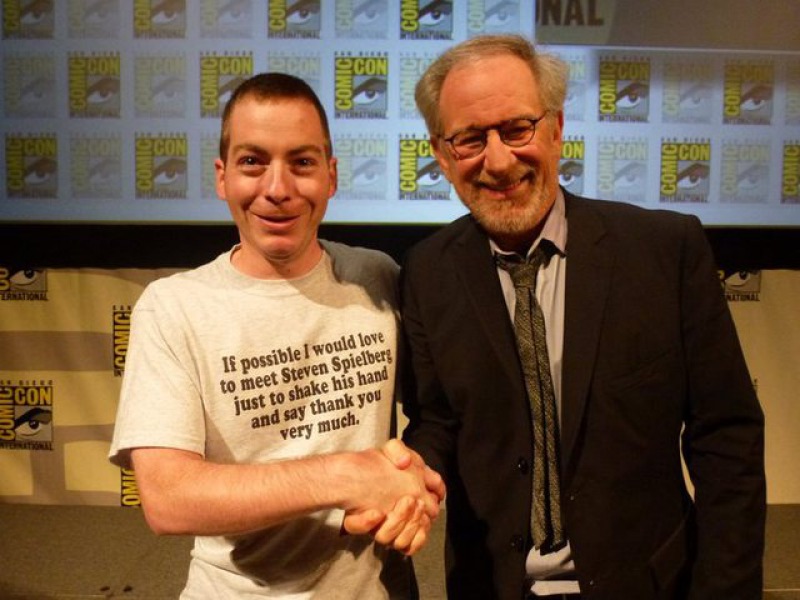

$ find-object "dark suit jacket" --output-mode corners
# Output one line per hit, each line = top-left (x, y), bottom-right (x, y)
(401, 191), (766, 600)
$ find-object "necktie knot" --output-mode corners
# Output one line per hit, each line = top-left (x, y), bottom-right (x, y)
(495, 244), (551, 290)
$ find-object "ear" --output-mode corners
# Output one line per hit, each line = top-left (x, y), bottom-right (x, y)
(214, 157), (226, 202)
(548, 110), (565, 160)
(327, 156), (338, 199)
(552, 110), (565, 145)
(430, 136), (454, 183)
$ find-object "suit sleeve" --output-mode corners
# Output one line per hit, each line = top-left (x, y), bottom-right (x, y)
(398, 252), (459, 480)
(678, 216), (766, 599)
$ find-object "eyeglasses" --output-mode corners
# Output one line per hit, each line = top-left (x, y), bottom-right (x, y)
(442, 114), (549, 160)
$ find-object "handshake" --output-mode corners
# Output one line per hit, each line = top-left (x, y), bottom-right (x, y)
(340, 439), (446, 556)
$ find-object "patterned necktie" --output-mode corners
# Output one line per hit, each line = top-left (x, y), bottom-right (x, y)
(496, 244), (565, 553)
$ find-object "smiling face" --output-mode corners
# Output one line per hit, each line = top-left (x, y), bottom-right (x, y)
(432, 53), (564, 253)
(215, 96), (337, 279)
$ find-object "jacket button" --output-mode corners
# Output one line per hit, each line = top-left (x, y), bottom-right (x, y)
(510, 534), (525, 552)
(517, 457), (529, 473)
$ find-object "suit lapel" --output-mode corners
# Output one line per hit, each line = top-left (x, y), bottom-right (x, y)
(561, 195), (614, 477)
(444, 203), (614, 477)
(451, 218), (524, 386)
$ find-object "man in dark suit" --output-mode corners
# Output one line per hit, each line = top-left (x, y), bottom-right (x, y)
(401, 34), (766, 599)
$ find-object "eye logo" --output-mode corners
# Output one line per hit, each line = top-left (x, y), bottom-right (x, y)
(200, 53), (253, 118)
(0, 268), (47, 300)
(399, 137), (450, 200)
(721, 142), (770, 203)
(467, 0), (518, 34)
(68, 53), (121, 118)
(723, 60), (775, 125)
(598, 56), (650, 123)
(70, 135), (122, 200)
(5, 135), (58, 199)
(0, 383), (54, 449)
(559, 138), (585, 193)
(334, 54), (388, 119)
(2, 0), (55, 38)
(268, 0), (321, 38)
(335, 136), (387, 199)
(133, 0), (187, 38)
(135, 134), (188, 199)
(722, 270), (761, 302)
(597, 138), (647, 203)
(68, 0), (120, 37)
(400, 0), (453, 40)
(336, 0), (388, 38)
(135, 55), (187, 118)
(201, 0), (252, 37)
(3, 54), (56, 118)
(660, 139), (712, 203)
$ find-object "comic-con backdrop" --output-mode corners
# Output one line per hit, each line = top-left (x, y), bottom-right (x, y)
(1, 1), (800, 506)
(1, 0), (799, 226)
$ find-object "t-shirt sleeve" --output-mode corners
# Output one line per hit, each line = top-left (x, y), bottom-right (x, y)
(108, 284), (207, 469)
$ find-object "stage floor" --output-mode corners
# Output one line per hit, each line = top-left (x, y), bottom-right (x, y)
(0, 503), (797, 599)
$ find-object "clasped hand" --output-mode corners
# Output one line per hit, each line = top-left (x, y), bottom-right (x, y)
(343, 439), (445, 556)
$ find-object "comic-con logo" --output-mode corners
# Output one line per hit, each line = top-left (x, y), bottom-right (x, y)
(121, 468), (141, 507)
(399, 53), (433, 120)
(70, 134), (122, 200)
(400, 0), (453, 40)
(135, 134), (188, 199)
(336, 135), (388, 200)
(200, 53), (253, 118)
(113, 306), (132, 377)
(559, 137), (584, 195)
(720, 141), (770, 204)
(202, 133), (220, 199)
(721, 270), (761, 302)
(2, 0), (55, 38)
(398, 137), (450, 200)
(659, 139), (711, 203)
(68, 52), (121, 118)
(662, 59), (713, 124)
(0, 382), (54, 450)
(135, 54), (187, 118)
(133, 0), (187, 38)
(467, 0), (519, 36)
(5, 134), (57, 199)
(597, 138), (648, 204)
(200, 0), (253, 38)
(334, 54), (388, 119)
(336, 0), (388, 38)
(562, 54), (587, 122)
(3, 53), (56, 117)
(782, 142), (800, 204)
(268, 0), (321, 38)
(598, 57), (650, 123)
(723, 60), (774, 125)
(267, 53), (321, 96)
(68, 0), (120, 37)
(0, 268), (47, 301)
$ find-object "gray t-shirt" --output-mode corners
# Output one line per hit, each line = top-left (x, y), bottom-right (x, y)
(110, 241), (412, 599)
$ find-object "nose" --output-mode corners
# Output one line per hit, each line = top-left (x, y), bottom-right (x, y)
(481, 129), (516, 175)
(262, 162), (291, 204)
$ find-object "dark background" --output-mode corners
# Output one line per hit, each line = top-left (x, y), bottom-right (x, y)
(1, 222), (797, 272)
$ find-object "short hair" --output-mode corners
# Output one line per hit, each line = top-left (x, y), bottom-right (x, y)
(414, 34), (568, 136)
(218, 72), (331, 161)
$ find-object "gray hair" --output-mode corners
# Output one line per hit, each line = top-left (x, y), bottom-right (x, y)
(414, 34), (568, 136)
